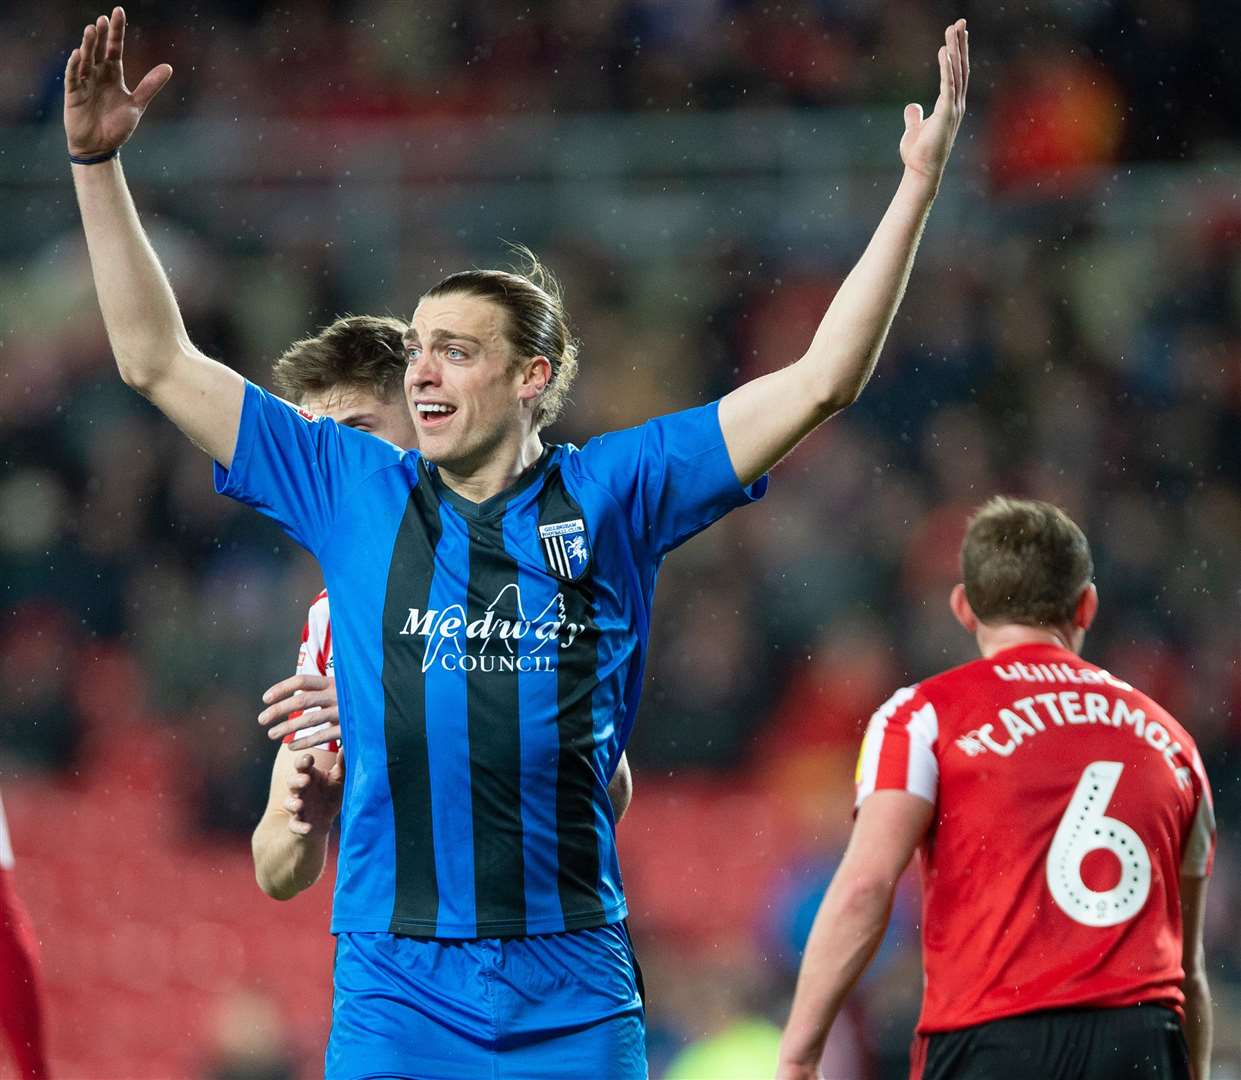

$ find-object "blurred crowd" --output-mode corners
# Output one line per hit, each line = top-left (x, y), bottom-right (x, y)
(1, 1), (1239, 1077)
(4, 0), (1241, 175)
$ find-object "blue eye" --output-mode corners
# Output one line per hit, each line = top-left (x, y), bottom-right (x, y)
(446, 347), (466, 360)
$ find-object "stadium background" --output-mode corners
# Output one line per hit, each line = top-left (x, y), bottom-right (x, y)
(1, 1), (1238, 1076)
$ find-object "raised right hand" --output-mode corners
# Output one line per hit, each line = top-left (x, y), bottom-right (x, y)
(64, 7), (172, 158)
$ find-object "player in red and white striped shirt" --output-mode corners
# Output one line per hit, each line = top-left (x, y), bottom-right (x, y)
(248, 317), (634, 899)
(779, 497), (1215, 1080)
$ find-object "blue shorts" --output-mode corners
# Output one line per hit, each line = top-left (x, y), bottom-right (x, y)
(326, 922), (647, 1080)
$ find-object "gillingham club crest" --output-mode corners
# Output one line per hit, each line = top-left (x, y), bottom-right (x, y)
(538, 518), (591, 581)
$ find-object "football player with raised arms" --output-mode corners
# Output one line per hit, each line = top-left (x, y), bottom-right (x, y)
(778, 497), (1214, 1080)
(250, 316), (633, 900)
(64, 8), (968, 1076)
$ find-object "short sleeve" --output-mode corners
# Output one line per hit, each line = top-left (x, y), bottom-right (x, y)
(213, 380), (402, 554)
(294, 619), (319, 679)
(1181, 750), (1216, 878)
(854, 686), (939, 809)
(572, 400), (767, 558)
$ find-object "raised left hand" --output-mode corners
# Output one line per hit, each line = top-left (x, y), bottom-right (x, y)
(900, 19), (969, 186)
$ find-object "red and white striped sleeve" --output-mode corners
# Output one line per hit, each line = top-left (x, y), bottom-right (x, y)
(854, 685), (939, 809)
(294, 591), (331, 683)
(283, 591), (339, 752)
(1181, 746), (1216, 878)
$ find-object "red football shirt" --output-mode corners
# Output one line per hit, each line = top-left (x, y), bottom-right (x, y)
(855, 642), (1215, 1033)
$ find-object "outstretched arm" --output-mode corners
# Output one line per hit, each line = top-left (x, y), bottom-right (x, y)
(776, 791), (933, 1079)
(66, 8), (243, 466)
(719, 20), (969, 485)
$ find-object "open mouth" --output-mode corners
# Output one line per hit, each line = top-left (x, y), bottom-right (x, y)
(415, 402), (457, 427)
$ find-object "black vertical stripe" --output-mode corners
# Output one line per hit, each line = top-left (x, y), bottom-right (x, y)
(546, 536), (568, 577)
(466, 516), (527, 932)
(538, 473), (605, 925)
(382, 465), (442, 932)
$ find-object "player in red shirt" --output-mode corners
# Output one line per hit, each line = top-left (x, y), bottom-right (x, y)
(248, 318), (633, 899)
(0, 792), (49, 1080)
(778, 497), (1215, 1080)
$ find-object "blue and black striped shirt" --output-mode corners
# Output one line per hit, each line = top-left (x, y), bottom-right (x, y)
(216, 381), (766, 938)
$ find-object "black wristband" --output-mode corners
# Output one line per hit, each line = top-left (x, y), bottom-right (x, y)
(69, 148), (120, 165)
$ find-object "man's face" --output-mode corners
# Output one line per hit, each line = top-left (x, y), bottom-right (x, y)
(403, 293), (532, 471)
(300, 385), (418, 450)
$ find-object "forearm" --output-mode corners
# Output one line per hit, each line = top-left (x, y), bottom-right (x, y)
(796, 168), (939, 413)
(72, 158), (198, 391)
(778, 876), (895, 1071)
(1182, 970), (1212, 1080)
(251, 813), (330, 901)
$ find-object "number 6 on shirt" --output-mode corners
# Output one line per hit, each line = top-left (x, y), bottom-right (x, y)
(1046, 761), (1153, 928)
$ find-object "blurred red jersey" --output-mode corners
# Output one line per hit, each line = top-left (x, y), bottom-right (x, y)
(855, 642), (1215, 1034)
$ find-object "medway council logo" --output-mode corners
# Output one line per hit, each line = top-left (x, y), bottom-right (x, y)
(398, 584), (588, 673)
